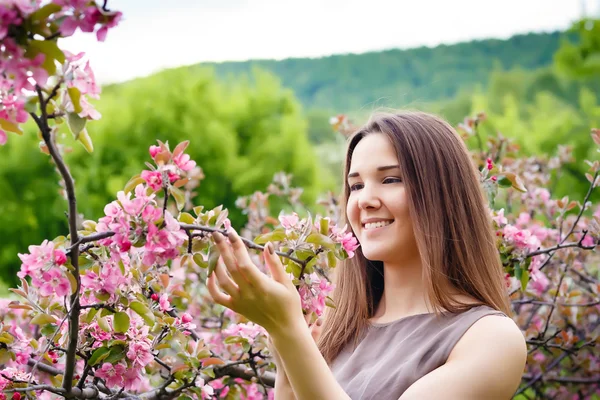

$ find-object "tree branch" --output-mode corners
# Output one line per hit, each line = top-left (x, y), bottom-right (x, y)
(33, 84), (81, 394)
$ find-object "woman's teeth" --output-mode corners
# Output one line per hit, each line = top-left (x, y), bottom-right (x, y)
(364, 220), (393, 230)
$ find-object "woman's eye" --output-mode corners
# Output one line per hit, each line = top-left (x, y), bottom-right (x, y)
(383, 177), (403, 184)
(349, 183), (363, 191)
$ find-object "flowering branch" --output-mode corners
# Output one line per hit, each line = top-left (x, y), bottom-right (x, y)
(30, 84), (82, 394)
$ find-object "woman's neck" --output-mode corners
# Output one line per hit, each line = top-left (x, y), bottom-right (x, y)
(371, 257), (433, 323)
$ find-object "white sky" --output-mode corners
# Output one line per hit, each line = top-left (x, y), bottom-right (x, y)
(61, 0), (600, 84)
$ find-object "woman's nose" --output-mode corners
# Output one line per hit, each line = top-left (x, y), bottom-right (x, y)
(358, 187), (381, 210)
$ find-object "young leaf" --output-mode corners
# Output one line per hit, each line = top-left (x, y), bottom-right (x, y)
(88, 346), (111, 366)
(113, 312), (130, 334)
(130, 301), (155, 326)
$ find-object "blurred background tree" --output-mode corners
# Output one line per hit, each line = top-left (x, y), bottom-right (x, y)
(2, 19), (600, 289)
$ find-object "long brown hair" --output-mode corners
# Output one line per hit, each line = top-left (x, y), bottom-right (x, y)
(317, 111), (511, 364)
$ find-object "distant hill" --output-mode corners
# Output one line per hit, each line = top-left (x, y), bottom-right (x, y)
(197, 31), (570, 113)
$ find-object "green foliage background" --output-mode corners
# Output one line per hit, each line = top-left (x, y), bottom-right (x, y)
(2, 22), (600, 287)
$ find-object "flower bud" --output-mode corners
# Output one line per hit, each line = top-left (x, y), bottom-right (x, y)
(151, 293), (159, 301)
(149, 145), (161, 159)
(54, 250), (67, 266)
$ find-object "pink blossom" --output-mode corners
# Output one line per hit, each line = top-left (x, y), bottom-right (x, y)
(127, 342), (153, 367)
(492, 209), (508, 226)
(159, 293), (171, 312)
(173, 152), (196, 172)
(222, 322), (267, 345)
(298, 273), (335, 316)
(529, 268), (550, 296)
(123, 367), (144, 391)
(141, 170), (163, 191)
(18, 240), (56, 279)
(95, 362), (126, 388)
(503, 224), (540, 252)
(39, 268), (71, 297)
(338, 231), (359, 258)
(331, 224), (360, 258)
(279, 212), (299, 230)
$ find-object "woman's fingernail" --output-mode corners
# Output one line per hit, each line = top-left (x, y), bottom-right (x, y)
(213, 231), (223, 243)
(227, 228), (238, 242)
(316, 318), (323, 326)
(266, 242), (274, 255)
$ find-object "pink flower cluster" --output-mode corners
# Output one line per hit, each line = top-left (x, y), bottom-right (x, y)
(95, 183), (186, 267)
(0, 0), (121, 144)
(55, 0), (122, 42)
(209, 378), (273, 400)
(222, 322), (267, 346)
(331, 223), (360, 258)
(141, 141), (197, 191)
(0, 366), (32, 400)
(80, 318), (153, 391)
(17, 240), (70, 297)
(298, 273), (335, 317)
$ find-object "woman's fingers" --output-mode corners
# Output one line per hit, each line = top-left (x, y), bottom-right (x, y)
(206, 270), (233, 308)
(212, 231), (250, 287)
(214, 257), (239, 296)
(263, 242), (292, 287)
(310, 318), (323, 342)
(226, 229), (265, 286)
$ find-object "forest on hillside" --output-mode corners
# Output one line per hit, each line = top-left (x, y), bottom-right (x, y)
(202, 31), (572, 112)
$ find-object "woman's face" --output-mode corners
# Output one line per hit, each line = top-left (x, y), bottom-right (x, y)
(346, 133), (418, 262)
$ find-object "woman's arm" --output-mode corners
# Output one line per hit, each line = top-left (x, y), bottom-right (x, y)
(270, 317), (323, 400)
(206, 230), (350, 400)
(270, 320), (350, 400)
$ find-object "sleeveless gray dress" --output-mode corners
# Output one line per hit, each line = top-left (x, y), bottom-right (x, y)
(330, 305), (509, 400)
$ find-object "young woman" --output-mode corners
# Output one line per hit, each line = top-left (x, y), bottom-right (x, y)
(207, 111), (527, 399)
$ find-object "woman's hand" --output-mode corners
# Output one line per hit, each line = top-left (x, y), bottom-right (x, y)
(206, 229), (304, 336)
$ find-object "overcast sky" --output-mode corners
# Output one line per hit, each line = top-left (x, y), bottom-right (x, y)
(62, 0), (600, 84)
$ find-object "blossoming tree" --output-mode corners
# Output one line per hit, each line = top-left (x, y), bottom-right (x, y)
(1, 2), (600, 399)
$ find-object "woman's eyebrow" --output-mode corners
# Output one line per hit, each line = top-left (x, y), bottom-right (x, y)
(347, 165), (400, 179)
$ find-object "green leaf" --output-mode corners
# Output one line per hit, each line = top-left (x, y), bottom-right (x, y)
(254, 229), (287, 244)
(67, 112), (86, 136)
(124, 174), (145, 194)
(77, 129), (94, 153)
(193, 253), (207, 269)
(104, 345), (126, 364)
(306, 233), (336, 249)
(88, 346), (111, 366)
(30, 3), (62, 21)
(224, 336), (246, 345)
(0, 118), (23, 135)
(97, 316), (111, 332)
(130, 301), (155, 326)
(497, 176), (512, 188)
(320, 218), (329, 235)
(327, 251), (337, 268)
(95, 291), (110, 301)
(67, 87), (83, 114)
(41, 324), (58, 336)
(84, 307), (99, 324)
(31, 313), (57, 325)
(0, 349), (13, 364)
(179, 212), (195, 224)
(520, 269), (530, 291)
(113, 312), (130, 334)
(171, 186), (186, 211)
